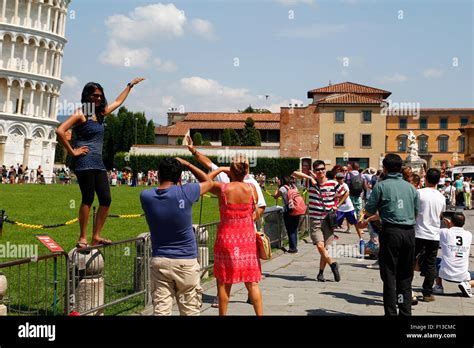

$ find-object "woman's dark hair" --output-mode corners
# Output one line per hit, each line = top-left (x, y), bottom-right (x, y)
(383, 154), (403, 173)
(81, 82), (108, 123)
(158, 157), (182, 184)
(279, 175), (292, 188)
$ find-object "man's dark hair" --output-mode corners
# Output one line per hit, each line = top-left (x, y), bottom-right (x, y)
(158, 157), (182, 184)
(312, 160), (326, 170)
(352, 162), (360, 171)
(451, 213), (465, 227)
(382, 154), (403, 173)
(426, 168), (441, 185)
(326, 170), (335, 180)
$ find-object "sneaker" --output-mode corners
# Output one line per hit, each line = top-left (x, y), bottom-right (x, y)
(287, 249), (298, 254)
(458, 281), (472, 298)
(317, 272), (325, 282)
(366, 260), (379, 269)
(433, 285), (444, 295)
(330, 262), (341, 282)
(422, 295), (436, 302)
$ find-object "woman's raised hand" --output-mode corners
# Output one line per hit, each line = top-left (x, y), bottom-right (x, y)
(130, 77), (146, 86)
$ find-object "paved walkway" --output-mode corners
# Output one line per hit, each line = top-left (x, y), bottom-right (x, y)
(195, 210), (474, 316)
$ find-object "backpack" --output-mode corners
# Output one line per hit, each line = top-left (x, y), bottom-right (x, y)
(348, 172), (364, 197)
(285, 185), (307, 216)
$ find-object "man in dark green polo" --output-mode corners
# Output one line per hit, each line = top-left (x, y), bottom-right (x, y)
(363, 154), (419, 316)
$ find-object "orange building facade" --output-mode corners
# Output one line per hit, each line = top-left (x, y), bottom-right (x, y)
(386, 109), (474, 168)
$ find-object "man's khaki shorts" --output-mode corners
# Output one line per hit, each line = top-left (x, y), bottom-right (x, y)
(310, 218), (334, 245)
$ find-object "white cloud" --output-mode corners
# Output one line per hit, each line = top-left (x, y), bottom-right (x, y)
(180, 77), (250, 99)
(99, 41), (152, 68)
(153, 58), (178, 73)
(423, 68), (443, 78)
(279, 24), (345, 39)
(191, 19), (217, 40)
(105, 3), (186, 42)
(275, 0), (315, 6)
(62, 75), (79, 88)
(378, 73), (408, 83)
(261, 98), (305, 112)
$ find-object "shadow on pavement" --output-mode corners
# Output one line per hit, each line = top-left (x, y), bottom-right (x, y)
(262, 273), (315, 282)
(305, 308), (356, 316)
(320, 291), (384, 306)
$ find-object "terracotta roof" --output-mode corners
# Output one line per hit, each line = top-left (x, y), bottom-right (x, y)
(418, 108), (474, 113)
(155, 126), (172, 135)
(186, 121), (280, 130)
(308, 82), (391, 99)
(184, 112), (280, 122)
(316, 93), (384, 105)
(167, 123), (190, 137)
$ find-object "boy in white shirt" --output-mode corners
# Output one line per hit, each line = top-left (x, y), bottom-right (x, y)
(415, 168), (446, 302)
(434, 212), (473, 297)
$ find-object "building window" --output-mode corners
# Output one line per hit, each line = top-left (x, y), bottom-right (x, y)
(335, 110), (345, 122)
(334, 133), (345, 147)
(361, 134), (372, 148)
(461, 118), (469, 127)
(418, 135), (428, 154)
(397, 135), (408, 152)
(362, 110), (372, 123)
(15, 99), (25, 114)
(459, 136), (465, 153)
(438, 135), (449, 153)
(399, 118), (407, 129)
(419, 118), (427, 129)
(440, 118), (448, 129)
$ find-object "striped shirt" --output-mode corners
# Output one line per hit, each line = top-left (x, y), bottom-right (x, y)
(308, 179), (347, 219)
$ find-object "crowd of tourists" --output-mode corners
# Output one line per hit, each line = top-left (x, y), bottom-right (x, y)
(52, 78), (472, 317)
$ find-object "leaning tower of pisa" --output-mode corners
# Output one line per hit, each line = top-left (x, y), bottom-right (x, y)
(0, 0), (71, 182)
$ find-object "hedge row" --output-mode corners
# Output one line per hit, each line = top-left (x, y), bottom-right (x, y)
(114, 153), (300, 178)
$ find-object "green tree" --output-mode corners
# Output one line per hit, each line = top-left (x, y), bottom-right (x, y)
(222, 129), (232, 146)
(229, 128), (241, 145)
(176, 137), (184, 145)
(193, 132), (203, 146)
(54, 141), (66, 164)
(222, 128), (241, 146)
(239, 105), (272, 113)
(146, 119), (155, 144)
(241, 117), (261, 146)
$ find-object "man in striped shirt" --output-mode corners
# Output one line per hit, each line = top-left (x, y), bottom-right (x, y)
(293, 160), (348, 282)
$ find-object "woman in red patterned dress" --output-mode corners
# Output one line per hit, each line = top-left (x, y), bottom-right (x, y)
(209, 156), (263, 316)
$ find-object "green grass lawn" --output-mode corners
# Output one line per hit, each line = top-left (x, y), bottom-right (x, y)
(0, 183), (283, 253)
(0, 183), (287, 315)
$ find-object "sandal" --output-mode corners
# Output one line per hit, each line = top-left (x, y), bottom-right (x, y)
(75, 242), (89, 250)
(92, 238), (113, 246)
(211, 298), (219, 308)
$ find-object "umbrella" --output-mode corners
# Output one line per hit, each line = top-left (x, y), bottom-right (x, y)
(124, 166), (132, 172)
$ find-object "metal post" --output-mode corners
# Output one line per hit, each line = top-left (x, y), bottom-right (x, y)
(53, 257), (58, 315)
(198, 195), (204, 226)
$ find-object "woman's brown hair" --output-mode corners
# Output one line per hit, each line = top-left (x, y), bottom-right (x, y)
(230, 155), (249, 180)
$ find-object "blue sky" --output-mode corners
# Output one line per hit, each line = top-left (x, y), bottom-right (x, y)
(59, 0), (474, 125)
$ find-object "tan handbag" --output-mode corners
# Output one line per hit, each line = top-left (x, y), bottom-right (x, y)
(249, 184), (272, 260)
(256, 231), (272, 260)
